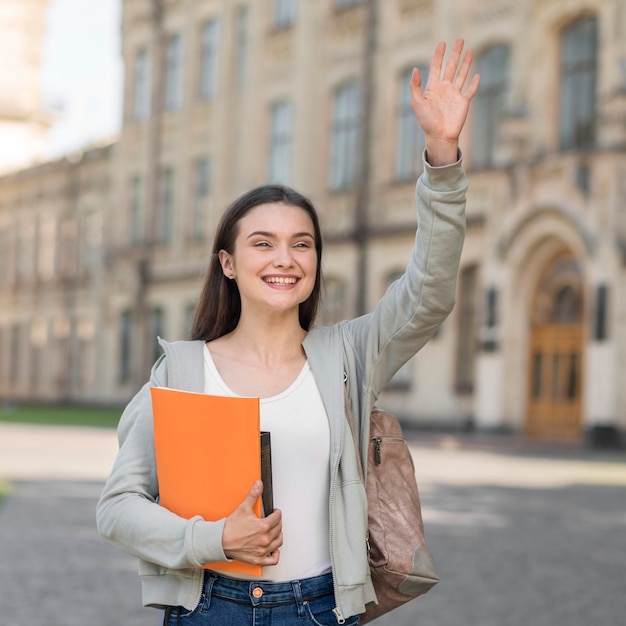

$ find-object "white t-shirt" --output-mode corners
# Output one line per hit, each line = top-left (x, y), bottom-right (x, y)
(203, 344), (331, 581)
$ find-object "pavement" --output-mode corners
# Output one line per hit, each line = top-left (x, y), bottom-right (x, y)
(1, 422), (625, 626)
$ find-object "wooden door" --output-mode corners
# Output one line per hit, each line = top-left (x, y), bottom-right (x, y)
(526, 324), (583, 441)
(526, 254), (584, 441)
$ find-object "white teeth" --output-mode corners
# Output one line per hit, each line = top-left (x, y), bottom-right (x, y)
(265, 276), (297, 285)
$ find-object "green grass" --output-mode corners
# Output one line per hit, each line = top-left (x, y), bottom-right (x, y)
(0, 480), (12, 507)
(0, 404), (121, 428)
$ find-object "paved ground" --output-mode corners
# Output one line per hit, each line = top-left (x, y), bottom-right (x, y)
(1, 423), (625, 626)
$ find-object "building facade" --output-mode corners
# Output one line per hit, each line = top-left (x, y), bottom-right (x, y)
(1, 0), (625, 445)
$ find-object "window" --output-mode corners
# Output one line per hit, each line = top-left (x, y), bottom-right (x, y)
(456, 265), (478, 393)
(273, 0), (298, 27)
(184, 302), (196, 340)
(335, 0), (361, 7)
(235, 7), (250, 89)
(396, 66), (428, 181)
(594, 284), (608, 341)
(10, 325), (21, 385)
(471, 45), (510, 168)
(269, 100), (293, 184)
(0, 228), (10, 284)
(165, 33), (184, 110)
(200, 19), (220, 99)
(150, 307), (166, 363)
(190, 157), (211, 237)
(29, 319), (47, 388)
(59, 218), (78, 277)
(329, 82), (361, 191)
(133, 49), (151, 120)
(119, 310), (133, 384)
(130, 176), (144, 244)
(82, 209), (101, 270)
(156, 168), (175, 243)
(16, 221), (35, 282)
(0, 327), (4, 382)
(321, 276), (347, 326)
(560, 16), (597, 150)
(37, 216), (56, 280)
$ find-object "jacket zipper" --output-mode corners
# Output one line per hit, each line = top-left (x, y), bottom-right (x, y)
(329, 372), (348, 624)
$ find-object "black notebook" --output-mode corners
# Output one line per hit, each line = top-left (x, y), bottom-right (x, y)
(260, 431), (274, 516)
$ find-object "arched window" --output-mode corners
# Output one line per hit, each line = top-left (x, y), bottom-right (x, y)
(560, 16), (597, 150)
(471, 44), (510, 169)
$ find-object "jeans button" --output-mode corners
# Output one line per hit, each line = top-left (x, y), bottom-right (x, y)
(252, 587), (263, 598)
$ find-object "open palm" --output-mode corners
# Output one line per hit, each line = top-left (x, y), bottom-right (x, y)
(410, 40), (481, 145)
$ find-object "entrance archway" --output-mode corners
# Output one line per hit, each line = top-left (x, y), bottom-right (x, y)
(526, 253), (584, 441)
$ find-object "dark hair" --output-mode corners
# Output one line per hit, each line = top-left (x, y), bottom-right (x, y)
(191, 184), (323, 342)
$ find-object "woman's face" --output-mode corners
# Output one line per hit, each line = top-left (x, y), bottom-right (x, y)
(219, 202), (318, 318)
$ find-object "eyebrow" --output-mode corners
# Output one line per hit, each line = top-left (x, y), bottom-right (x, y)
(246, 230), (315, 240)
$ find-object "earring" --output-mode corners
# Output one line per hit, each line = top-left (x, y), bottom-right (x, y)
(229, 275), (235, 280)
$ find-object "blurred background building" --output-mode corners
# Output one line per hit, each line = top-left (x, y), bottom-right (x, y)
(0, 0), (625, 446)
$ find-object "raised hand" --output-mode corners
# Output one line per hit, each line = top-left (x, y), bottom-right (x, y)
(410, 39), (481, 166)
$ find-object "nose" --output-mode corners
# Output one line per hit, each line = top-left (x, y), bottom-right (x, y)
(273, 244), (295, 268)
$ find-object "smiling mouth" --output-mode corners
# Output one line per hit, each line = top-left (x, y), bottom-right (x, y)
(264, 276), (298, 285)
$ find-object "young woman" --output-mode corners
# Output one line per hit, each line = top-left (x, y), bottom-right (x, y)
(97, 40), (480, 625)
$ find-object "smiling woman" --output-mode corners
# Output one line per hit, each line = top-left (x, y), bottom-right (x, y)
(96, 39), (479, 626)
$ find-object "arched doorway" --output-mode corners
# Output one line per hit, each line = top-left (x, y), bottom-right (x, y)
(526, 253), (584, 441)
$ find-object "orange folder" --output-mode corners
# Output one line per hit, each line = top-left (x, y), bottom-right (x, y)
(151, 386), (263, 575)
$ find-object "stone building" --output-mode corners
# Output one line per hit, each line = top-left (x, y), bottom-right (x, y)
(1, 0), (625, 446)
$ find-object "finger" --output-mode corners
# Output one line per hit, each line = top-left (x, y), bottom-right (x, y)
(264, 507), (282, 528)
(463, 73), (481, 101)
(453, 49), (474, 90)
(241, 480), (263, 512)
(429, 41), (446, 80)
(267, 531), (284, 554)
(442, 38), (464, 83)
(410, 67), (422, 90)
(409, 67), (422, 100)
(263, 548), (280, 566)
(253, 526), (282, 558)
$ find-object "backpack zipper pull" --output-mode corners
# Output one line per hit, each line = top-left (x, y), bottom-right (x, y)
(373, 436), (382, 465)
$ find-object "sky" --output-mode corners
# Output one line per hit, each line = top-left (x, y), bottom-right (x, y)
(41, 0), (123, 158)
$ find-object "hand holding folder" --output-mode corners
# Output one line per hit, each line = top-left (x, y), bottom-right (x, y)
(151, 387), (273, 575)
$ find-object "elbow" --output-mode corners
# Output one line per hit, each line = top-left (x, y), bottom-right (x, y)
(95, 496), (116, 542)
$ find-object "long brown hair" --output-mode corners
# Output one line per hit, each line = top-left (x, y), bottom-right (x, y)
(191, 184), (324, 342)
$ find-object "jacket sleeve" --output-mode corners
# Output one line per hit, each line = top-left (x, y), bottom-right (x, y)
(96, 356), (229, 569)
(343, 153), (467, 398)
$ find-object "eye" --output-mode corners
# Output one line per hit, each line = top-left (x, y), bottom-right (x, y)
(253, 241), (272, 248)
(294, 241), (312, 249)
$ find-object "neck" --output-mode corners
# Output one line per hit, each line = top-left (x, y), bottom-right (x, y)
(221, 311), (306, 365)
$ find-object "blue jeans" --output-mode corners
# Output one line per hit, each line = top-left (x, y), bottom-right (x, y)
(162, 571), (360, 625)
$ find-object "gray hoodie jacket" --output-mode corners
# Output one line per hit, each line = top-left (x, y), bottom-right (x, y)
(96, 156), (467, 623)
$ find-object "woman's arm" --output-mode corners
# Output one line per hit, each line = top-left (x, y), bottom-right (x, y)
(343, 40), (479, 394)
(96, 358), (228, 569)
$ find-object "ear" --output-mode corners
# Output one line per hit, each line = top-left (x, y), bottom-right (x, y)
(218, 249), (235, 279)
